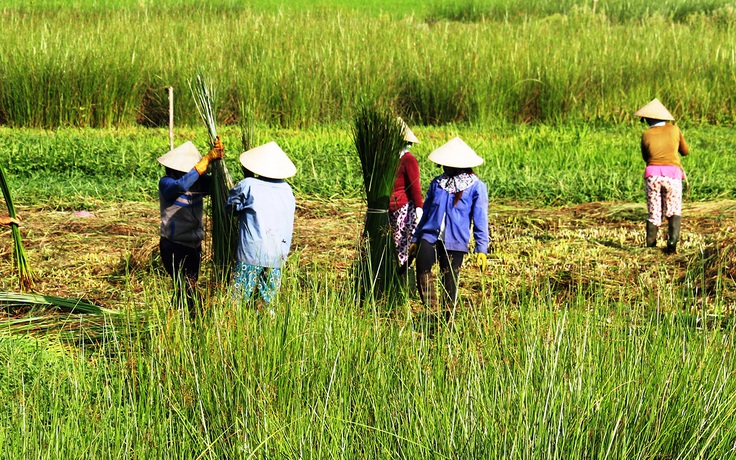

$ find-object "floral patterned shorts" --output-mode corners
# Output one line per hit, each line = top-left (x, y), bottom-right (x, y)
(645, 175), (682, 226)
(233, 261), (282, 305)
(389, 203), (418, 266)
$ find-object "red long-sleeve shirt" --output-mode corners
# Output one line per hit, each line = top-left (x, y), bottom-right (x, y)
(389, 151), (423, 212)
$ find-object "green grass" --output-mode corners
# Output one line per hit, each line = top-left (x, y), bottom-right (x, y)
(1, 253), (736, 458)
(1, 123), (734, 209)
(0, 2), (734, 128)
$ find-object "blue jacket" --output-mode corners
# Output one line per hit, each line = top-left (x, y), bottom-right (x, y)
(412, 174), (489, 254)
(159, 169), (211, 248)
(226, 177), (295, 268)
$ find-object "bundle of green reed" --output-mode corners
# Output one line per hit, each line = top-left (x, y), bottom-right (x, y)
(353, 104), (405, 302)
(0, 164), (34, 291)
(189, 73), (238, 280)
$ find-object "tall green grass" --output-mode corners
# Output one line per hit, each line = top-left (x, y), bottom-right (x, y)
(1, 252), (736, 458)
(0, 3), (734, 128)
(427, 0), (736, 23)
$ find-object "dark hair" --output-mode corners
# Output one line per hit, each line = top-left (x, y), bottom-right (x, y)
(166, 167), (185, 180)
(241, 165), (255, 178)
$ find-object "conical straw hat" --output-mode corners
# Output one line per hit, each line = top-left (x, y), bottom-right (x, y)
(398, 117), (420, 144)
(428, 137), (483, 168)
(634, 98), (674, 121)
(157, 141), (202, 173)
(239, 142), (296, 179)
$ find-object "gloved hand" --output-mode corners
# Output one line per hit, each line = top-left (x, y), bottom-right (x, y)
(476, 252), (487, 272)
(207, 136), (225, 161)
(0, 216), (19, 227)
(408, 242), (419, 260)
(194, 156), (211, 175)
(194, 137), (225, 175)
(414, 207), (423, 225)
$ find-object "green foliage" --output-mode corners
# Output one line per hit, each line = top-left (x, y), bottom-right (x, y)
(1, 123), (735, 209)
(0, 3), (735, 128)
(427, 0), (736, 23)
(1, 263), (736, 457)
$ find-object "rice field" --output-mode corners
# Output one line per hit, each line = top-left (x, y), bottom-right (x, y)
(2, 1), (736, 458)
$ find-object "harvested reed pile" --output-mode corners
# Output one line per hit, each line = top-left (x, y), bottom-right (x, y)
(353, 104), (405, 303)
(189, 73), (237, 281)
(0, 164), (33, 291)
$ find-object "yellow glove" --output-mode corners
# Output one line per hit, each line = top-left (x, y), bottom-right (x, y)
(207, 136), (225, 161)
(476, 252), (487, 272)
(194, 156), (210, 175)
(195, 137), (225, 175)
(408, 243), (418, 260)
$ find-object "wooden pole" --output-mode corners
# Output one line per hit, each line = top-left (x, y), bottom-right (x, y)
(168, 86), (174, 151)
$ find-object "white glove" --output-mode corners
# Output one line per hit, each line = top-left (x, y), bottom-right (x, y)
(414, 207), (423, 225)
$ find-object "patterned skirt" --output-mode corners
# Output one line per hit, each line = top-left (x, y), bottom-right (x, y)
(389, 203), (418, 266)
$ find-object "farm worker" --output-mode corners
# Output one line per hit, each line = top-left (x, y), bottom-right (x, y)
(389, 118), (423, 271)
(226, 142), (296, 308)
(0, 215), (20, 227)
(409, 137), (489, 320)
(635, 98), (689, 254)
(157, 138), (224, 311)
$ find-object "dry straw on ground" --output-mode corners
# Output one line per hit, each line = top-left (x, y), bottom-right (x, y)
(1, 199), (734, 317)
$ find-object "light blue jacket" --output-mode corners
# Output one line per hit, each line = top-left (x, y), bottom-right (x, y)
(226, 177), (295, 268)
(412, 174), (489, 254)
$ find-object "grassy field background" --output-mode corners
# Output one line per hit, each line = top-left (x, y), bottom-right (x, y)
(0, 0), (734, 128)
(2, 0), (736, 458)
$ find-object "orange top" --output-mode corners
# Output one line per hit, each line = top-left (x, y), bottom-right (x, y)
(641, 123), (689, 170)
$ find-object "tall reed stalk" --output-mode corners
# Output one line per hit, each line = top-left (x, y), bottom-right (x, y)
(189, 73), (238, 281)
(353, 104), (405, 303)
(0, 164), (33, 291)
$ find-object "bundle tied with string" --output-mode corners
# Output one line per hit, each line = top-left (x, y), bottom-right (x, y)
(353, 104), (405, 302)
(0, 164), (33, 291)
(189, 73), (237, 281)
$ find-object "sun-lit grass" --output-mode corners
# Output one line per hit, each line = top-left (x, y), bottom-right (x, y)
(0, 2), (734, 128)
(0, 123), (733, 209)
(1, 248), (736, 458)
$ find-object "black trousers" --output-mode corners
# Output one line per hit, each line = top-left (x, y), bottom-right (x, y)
(415, 239), (465, 309)
(160, 237), (202, 309)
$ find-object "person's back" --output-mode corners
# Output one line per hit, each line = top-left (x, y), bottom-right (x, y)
(641, 123), (688, 168)
(229, 176), (295, 268)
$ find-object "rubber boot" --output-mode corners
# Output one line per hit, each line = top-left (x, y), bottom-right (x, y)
(645, 221), (658, 248)
(666, 215), (681, 254)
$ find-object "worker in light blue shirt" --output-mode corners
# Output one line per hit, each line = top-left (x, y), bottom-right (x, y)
(226, 142), (296, 307)
(409, 137), (489, 320)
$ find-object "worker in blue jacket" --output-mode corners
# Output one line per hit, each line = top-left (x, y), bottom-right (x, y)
(157, 138), (224, 312)
(409, 137), (489, 321)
